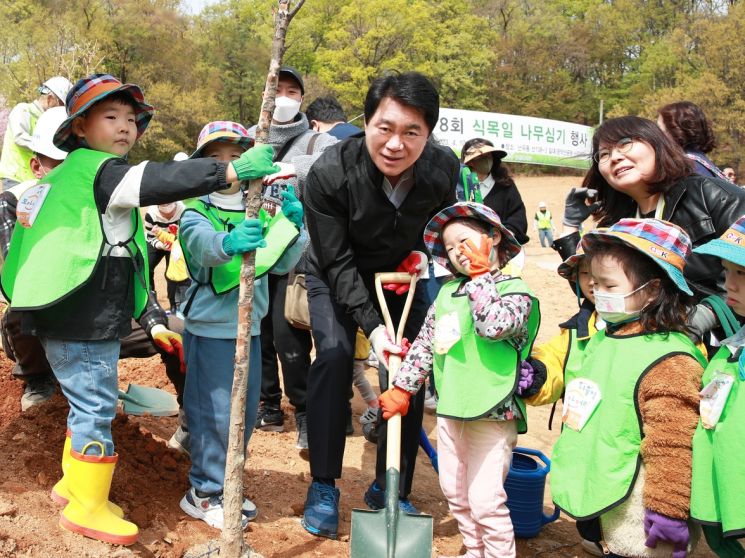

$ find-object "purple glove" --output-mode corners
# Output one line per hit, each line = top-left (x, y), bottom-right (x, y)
(517, 360), (535, 395)
(644, 509), (688, 558)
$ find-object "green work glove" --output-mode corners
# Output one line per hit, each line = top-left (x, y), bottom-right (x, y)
(222, 219), (267, 256)
(230, 144), (279, 182)
(281, 185), (304, 229)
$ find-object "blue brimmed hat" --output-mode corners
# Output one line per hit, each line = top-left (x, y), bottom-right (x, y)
(581, 218), (693, 295)
(190, 121), (253, 159)
(423, 202), (522, 273)
(693, 215), (745, 268)
(53, 74), (154, 152)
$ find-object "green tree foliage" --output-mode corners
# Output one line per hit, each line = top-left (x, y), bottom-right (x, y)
(1, 0), (745, 170)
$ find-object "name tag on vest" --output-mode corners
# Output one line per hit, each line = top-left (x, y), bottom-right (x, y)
(17, 183), (51, 228)
(563, 378), (602, 432)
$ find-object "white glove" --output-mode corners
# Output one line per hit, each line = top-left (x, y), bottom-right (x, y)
(368, 324), (403, 369)
(262, 162), (296, 185)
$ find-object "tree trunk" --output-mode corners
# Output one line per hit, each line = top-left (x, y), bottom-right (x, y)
(220, 1), (304, 556)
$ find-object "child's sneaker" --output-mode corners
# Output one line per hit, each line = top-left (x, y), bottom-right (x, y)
(255, 404), (284, 432)
(295, 411), (308, 451)
(424, 391), (438, 413)
(179, 488), (257, 530)
(359, 406), (378, 425)
(363, 481), (419, 514)
(366, 352), (379, 369)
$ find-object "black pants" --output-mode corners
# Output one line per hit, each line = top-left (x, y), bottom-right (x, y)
(260, 273), (311, 412)
(147, 244), (188, 312)
(2, 310), (184, 405)
(305, 272), (428, 497)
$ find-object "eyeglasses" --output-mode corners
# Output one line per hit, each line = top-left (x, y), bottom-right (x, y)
(594, 138), (635, 165)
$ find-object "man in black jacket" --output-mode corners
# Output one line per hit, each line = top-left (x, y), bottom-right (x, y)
(301, 72), (459, 539)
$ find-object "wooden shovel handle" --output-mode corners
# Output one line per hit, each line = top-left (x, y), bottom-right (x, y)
(374, 272), (417, 473)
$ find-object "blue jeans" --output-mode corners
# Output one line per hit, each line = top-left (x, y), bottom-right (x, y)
(538, 228), (554, 247)
(40, 337), (121, 456)
(183, 332), (261, 494)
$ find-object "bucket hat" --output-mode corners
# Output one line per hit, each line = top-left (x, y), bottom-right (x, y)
(581, 218), (693, 295)
(53, 74), (154, 152)
(190, 121), (253, 159)
(557, 245), (585, 281)
(424, 202), (522, 273)
(693, 215), (745, 268)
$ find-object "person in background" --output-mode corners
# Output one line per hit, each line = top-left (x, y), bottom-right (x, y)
(0, 76), (72, 189)
(723, 167), (737, 184)
(657, 101), (728, 180)
(305, 95), (362, 140)
(256, 67), (337, 452)
(459, 138), (529, 245)
(533, 201), (556, 248)
(145, 198), (187, 314)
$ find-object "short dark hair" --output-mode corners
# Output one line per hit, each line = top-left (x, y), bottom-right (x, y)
(658, 101), (716, 153)
(364, 72), (439, 134)
(582, 116), (692, 226)
(461, 137), (514, 189)
(305, 96), (347, 124)
(587, 242), (694, 335)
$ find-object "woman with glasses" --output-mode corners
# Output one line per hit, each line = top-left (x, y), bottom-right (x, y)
(584, 115), (745, 302)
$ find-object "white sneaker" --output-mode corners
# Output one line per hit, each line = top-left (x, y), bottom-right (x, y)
(180, 488), (257, 530)
(167, 426), (190, 457)
(581, 539), (604, 556)
(424, 392), (438, 412)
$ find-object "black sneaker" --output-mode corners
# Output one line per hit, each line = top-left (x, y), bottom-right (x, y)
(255, 404), (284, 432)
(21, 375), (56, 412)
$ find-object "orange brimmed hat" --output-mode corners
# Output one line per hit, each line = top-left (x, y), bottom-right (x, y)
(190, 121), (253, 159)
(581, 218), (693, 295)
(53, 74), (154, 152)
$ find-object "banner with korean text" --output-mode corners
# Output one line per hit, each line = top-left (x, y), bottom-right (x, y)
(433, 108), (594, 170)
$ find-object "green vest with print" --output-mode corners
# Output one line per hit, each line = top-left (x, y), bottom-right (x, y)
(181, 198), (299, 295)
(0, 148), (150, 318)
(550, 329), (706, 520)
(535, 210), (552, 229)
(0, 103), (40, 183)
(432, 276), (540, 426)
(691, 346), (745, 535)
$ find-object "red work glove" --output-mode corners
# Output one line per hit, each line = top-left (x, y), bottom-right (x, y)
(458, 234), (493, 278)
(151, 324), (186, 373)
(168, 223), (178, 235)
(379, 386), (412, 419)
(383, 250), (428, 295)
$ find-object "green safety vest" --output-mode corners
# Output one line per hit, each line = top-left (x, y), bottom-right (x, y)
(0, 148), (150, 318)
(0, 103), (40, 183)
(433, 276), (540, 429)
(180, 198), (300, 295)
(691, 346), (745, 536)
(551, 329), (706, 520)
(535, 210), (552, 229)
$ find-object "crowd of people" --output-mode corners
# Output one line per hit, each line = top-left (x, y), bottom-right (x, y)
(0, 67), (743, 558)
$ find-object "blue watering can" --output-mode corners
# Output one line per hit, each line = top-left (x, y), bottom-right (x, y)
(505, 446), (560, 538)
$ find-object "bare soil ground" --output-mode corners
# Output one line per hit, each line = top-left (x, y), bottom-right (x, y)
(0, 176), (715, 557)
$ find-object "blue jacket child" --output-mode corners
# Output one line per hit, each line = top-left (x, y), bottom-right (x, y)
(178, 121), (307, 531)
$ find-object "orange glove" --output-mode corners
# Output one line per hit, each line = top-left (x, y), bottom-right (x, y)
(379, 386), (412, 420)
(458, 234), (493, 278)
(151, 324), (186, 373)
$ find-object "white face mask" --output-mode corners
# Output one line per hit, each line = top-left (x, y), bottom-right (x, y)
(593, 281), (651, 324)
(158, 203), (177, 215)
(273, 96), (302, 123)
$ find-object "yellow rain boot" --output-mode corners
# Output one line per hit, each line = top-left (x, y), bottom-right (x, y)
(50, 432), (124, 518)
(59, 442), (138, 546)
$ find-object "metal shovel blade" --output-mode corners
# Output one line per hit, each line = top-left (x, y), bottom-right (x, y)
(350, 469), (433, 558)
(118, 384), (179, 416)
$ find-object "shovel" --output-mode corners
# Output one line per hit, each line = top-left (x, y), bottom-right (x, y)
(117, 384), (179, 416)
(350, 272), (433, 558)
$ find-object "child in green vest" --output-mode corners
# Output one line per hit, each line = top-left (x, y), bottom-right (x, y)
(688, 215), (745, 558)
(178, 121), (306, 530)
(0, 75), (278, 546)
(550, 218), (706, 558)
(379, 201), (540, 558)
